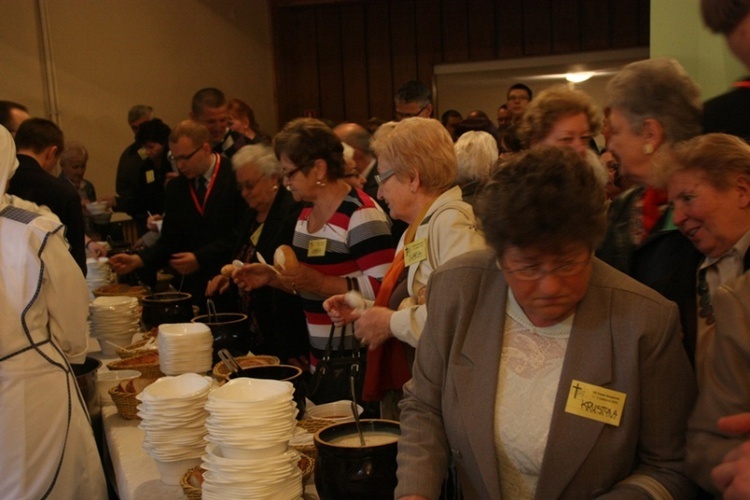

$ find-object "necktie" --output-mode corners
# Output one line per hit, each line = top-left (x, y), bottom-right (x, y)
(195, 176), (207, 204)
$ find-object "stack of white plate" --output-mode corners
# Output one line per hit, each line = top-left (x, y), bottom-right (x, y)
(158, 323), (213, 375)
(89, 296), (140, 355)
(136, 373), (213, 485)
(85, 257), (114, 299)
(201, 377), (301, 499)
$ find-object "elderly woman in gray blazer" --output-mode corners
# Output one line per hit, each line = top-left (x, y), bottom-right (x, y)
(396, 146), (697, 500)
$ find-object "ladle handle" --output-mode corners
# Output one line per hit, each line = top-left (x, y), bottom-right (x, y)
(206, 298), (218, 323)
(350, 374), (366, 447)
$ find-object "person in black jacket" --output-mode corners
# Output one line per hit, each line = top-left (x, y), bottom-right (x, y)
(109, 120), (244, 312)
(8, 118), (87, 275)
(206, 144), (309, 366)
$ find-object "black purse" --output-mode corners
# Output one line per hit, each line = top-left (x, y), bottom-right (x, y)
(308, 280), (365, 405)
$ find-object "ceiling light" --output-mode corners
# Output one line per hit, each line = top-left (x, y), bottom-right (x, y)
(565, 72), (594, 83)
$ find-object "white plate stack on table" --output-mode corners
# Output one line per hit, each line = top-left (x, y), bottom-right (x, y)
(85, 257), (114, 299)
(202, 377), (302, 499)
(89, 295), (141, 355)
(157, 323), (213, 375)
(136, 373), (213, 485)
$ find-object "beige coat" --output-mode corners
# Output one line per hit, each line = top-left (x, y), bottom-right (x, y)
(396, 250), (697, 499)
(686, 272), (750, 494)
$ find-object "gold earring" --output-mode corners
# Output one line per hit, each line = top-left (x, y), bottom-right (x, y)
(643, 144), (654, 155)
(316, 180), (326, 187)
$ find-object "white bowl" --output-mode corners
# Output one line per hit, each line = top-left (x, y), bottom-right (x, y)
(306, 400), (363, 422)
(218, 441), (288, 460)
(209, 378), (293, 404)
(152, 456), (202, 485)
(137, 373), (213, 402)
(158, 322), (212, 337)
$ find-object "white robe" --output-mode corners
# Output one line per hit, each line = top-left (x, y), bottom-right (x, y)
(0, 123), (107, 499)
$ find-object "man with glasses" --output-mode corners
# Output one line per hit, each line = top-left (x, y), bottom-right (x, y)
(190, 87), (247, 158)
(109, 120), (244, 312)
(506, 83), (533, 125)
(394, 80), (433, 121)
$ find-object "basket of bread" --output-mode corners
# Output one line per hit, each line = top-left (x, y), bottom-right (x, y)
(107, 351), (163, 379)
(109, 377), (157, 419)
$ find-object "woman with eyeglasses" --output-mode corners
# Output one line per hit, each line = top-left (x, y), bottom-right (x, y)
(205, 144), (309, 365)
(232, 118), (394, 401)
(395, 146), (696, 500)
(323, 117), (485, 419)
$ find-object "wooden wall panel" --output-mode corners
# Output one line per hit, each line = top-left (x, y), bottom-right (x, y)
(365, 2), (394, 121)
(339, 3), (370, 123)
(580, 0), (610, 51)
(441, 0), (469, 63)
(467, 0), (497, 61)
(522, 0), (553, 56)
(316, 5), (345, 122)
(414, 0), (442, 88)
(272, 0), (650, 126)
(495, 0), (525, 59)
(610, 0), (640, 48)
(552, 0), (582, 54)
(390, 0), (418, 94)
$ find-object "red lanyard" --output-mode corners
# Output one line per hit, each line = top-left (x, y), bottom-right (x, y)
(189, 154), (221, 216)
(733, 81), (750, 89)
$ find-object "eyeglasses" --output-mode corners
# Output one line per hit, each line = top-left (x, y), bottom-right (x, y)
(168, 146), (203, 164)
(500, 254), (592, 281)
(282, 164), (307, 180)
(237, 174), (265, 192)
(395, 104), (428, 120)
(374, 168), (396, 186)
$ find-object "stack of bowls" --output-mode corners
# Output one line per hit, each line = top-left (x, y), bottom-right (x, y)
(85, 257), (114, 299)
(136, 373), (213, 484)
(158, 323), (213, 375)
(89, 296), (140, 355)
(202, 378), (302, 499)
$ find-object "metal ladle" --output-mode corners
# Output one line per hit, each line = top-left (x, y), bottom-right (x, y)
(349, 373), (366, 447)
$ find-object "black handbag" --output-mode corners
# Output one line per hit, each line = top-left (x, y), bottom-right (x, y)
(308, 280), (365, 405)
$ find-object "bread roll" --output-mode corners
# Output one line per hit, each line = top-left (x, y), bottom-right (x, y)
(220, 264), (235, 278)
(274, 245), (298, 271)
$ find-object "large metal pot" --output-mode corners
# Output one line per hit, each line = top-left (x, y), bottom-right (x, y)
(314, 419), (400, 499)
(191, 312), (253, 361)
(141, 292), (193, 330)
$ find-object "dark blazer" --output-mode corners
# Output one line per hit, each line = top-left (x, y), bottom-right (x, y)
(397, 251), (697, 499)
(596, 186), (702, 365)
(138, 154), (243, 310)
(702, 78), (750, 142)
(232, 187), (309, 361)
(8, 154), (87, 275)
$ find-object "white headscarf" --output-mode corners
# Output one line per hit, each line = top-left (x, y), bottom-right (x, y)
(0, 125), (19, 202)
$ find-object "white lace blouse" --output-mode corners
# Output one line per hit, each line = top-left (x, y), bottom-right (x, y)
(494, 289), (573, 499)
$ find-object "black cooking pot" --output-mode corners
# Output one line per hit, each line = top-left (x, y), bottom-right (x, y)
(314, 419), (400, 499)
(235, 364), (306, 419)
(71, 356), (102, 418)
(191, 312), (252, 363)
(141, 292), (193, 330)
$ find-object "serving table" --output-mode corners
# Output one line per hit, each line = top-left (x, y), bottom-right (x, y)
(91, 352), (319, 499)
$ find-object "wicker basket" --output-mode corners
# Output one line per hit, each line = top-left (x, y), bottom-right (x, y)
(180, 466), (203, 500)
(107, 352), (163, 379)
(292, 418), (335, 460)
(298, 452), (315, 483)
(108, 377), (157, 419)
(212, 354), (280, 381)
(115, 335), (159, 359)
(93, 284), (149, 302)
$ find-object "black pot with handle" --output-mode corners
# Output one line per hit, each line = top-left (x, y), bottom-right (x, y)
(141, 292), (193, 330)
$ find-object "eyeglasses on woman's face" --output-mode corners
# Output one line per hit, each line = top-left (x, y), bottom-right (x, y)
(374, 168), (396, 186)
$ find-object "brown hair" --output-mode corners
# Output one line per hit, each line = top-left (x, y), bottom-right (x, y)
(273, 118), (344, 180)
(701, 0), (750, 34)
(169, 120), (210, 147)
(475, 146), (607, 255)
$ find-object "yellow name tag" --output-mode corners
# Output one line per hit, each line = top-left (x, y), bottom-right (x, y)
(564, 380), (626, 426)
(307, 239), (327, 257)
(404, 239), (427, 267)
(145, 170), (155, 184)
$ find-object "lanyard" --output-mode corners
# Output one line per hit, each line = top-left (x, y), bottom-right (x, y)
(733, 81), (750, 89)
(189, 154), (221, 216)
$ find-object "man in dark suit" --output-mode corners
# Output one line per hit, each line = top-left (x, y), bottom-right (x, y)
(190, 88), (247, 159)
(8, 118), (87, 275)
(109, 120), (244, 311)
(334, 122), (406, 240)
(701, 0), (750, 141)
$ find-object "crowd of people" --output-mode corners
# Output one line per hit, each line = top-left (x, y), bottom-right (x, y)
(2, 0), (750, 497)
